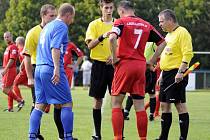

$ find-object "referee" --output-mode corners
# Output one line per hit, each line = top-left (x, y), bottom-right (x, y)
(85, 0), (115, 139)
(155, 9), (193, 140)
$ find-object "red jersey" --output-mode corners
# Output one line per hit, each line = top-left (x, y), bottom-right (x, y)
(112, 16), (165, 61)
(18, 47), (24, 62)
(3, 43), (18, 68)
(64, 42), (84, 68)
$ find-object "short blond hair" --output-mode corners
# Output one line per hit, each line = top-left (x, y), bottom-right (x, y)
(40, 4), (56, 17)
(58, 3), (75, 17)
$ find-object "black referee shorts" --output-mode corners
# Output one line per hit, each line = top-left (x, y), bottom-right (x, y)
(145, 69), (157, 95)
(159, 69), (188, 103)
(89, 60), (114, 99)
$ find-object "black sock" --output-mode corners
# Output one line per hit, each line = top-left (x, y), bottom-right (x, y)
(179, 113), (189, 140)
(125, 96), (133, 114)
(54, 108), (64, 139)
(93, 109), (101, 137)
(159, 112), (172, 140)
(150, 97), (156, 115)
(121, 109), (124, 137)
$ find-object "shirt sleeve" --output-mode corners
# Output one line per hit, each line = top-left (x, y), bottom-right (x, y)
(85, 22), (97, 43)
(70, 42), (84, 57)
(148, 25), (165, 46)
(179, 29), (193, 63)
(9, 45), (18, 60)
(50, 24), (68, 50)
(23, 30), (36, 56)
(111, 19), (124, 37)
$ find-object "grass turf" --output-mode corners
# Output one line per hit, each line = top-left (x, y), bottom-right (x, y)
(0, 87), (210, 140)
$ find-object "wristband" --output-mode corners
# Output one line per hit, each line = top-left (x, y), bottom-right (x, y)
(177, 69), (184, 74)
(98, 34), (105, 42)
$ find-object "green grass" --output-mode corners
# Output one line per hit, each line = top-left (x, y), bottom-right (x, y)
(0, 87), (210, 140)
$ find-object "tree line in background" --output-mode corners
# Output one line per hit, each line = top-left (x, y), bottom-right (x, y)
(0, 0), (209, 68)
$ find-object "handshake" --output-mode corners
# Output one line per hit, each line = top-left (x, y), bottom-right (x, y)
(98, 31), (113, 42)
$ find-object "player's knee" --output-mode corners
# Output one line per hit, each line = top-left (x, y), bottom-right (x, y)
(175, 103), (188, 113)
(93, 98), (103, 109)
(160, 102), (171, 113)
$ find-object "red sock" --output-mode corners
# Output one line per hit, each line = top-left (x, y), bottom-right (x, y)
(154, 95), (160, 117)
(8, 96), (13, 109)
(13, 85), (22, 99)
(44, 104), (51, 113)
(7, 90), (21, 102)
(144, 101), (150, 110)
(136, 110), (148, 140)
(112, 108), (123, 140)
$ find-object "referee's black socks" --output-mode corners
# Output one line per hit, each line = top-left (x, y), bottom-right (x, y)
(159, 112), (172, 140)
(179, 113), (189, 140)
(54, 108), (64, 139)
(93, 109), (101, 137)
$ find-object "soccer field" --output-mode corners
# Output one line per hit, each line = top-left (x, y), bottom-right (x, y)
(0, 87), (210, 140)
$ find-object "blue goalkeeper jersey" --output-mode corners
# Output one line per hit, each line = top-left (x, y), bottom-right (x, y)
(36, 19), (69, 69)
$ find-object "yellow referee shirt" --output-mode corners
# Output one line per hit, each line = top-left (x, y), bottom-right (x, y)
(23, 25), (42, 64)
(160, 26), (193, 71)
(85, 18), (113, 62)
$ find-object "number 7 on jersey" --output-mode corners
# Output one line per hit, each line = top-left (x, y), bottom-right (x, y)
(134, 29), (143, 49)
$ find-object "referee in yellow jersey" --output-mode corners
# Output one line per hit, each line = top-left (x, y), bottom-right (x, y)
(156, 9), (193, 140)
(85, 0), (115, 139)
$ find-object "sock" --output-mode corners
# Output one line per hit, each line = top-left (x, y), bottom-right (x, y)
(30, 106), (41, 136)
(112, 108), (123, 140)
(8, 96), (13, 110)
(29, 109), (43, 140)
(136, 110), (148, 140)
(61, 107), (73, 140)
(54, 108), (64, 139)
(144, 101), (150, 110)
(125, 96), (133, 114)
(150, 97), (156, 115)
(154, 95), (160, 117)
(7, 90), (21, 102)
(93, 109), (101, 137)
(121, 109), (124, 137)
(159, 113), (172, 140)
(13, 85), (22, 99)
(179, 113), (189, 140)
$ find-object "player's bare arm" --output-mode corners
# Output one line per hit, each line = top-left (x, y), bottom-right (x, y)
(149, 41), (166, 65)
(109, 33), (120, 65)
(24, 55), (34, 85)
(86, 31), (112, 50)
(51, 48), (60, 85)
(1, 58), (14, 76)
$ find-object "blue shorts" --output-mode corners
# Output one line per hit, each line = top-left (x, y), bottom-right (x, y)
(35, 65), (72, 104)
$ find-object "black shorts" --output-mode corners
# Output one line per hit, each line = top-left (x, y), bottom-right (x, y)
(145, 69), (156, 94)
(89, 60), (114, 98)
(159, 69), (188, 103)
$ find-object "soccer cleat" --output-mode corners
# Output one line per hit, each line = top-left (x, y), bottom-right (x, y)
(73, 138), (78, 140)
(37, 134), (44, 140)
(92, 135), (101, 140)
(3, 108), (14, 112)
(149, 114), (154, 121)
(124, 112), (130, 120)
(17, 100), (25, 112)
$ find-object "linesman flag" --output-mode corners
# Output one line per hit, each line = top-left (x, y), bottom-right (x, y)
(164, 62), (200, 92)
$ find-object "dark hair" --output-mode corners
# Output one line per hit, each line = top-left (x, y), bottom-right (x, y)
(117, 0), (134, 10)
(40, 4), (56, 17)
(58, 3), (75, 16)
(159, 9), (177, 23)
(99, 0), (114, 6)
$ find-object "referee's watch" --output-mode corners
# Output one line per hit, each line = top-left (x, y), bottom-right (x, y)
(177, 69), (184, 74)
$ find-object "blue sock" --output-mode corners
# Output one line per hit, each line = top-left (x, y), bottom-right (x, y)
(29, 109), (43, 140)
(61, 107), (74, 140)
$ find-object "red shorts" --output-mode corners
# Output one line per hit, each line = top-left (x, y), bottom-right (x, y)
(2, 67), (17, 88)
(65, 67), (73, 86)
(111, 60), (146, 97)
(13, 69), (28, 86)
